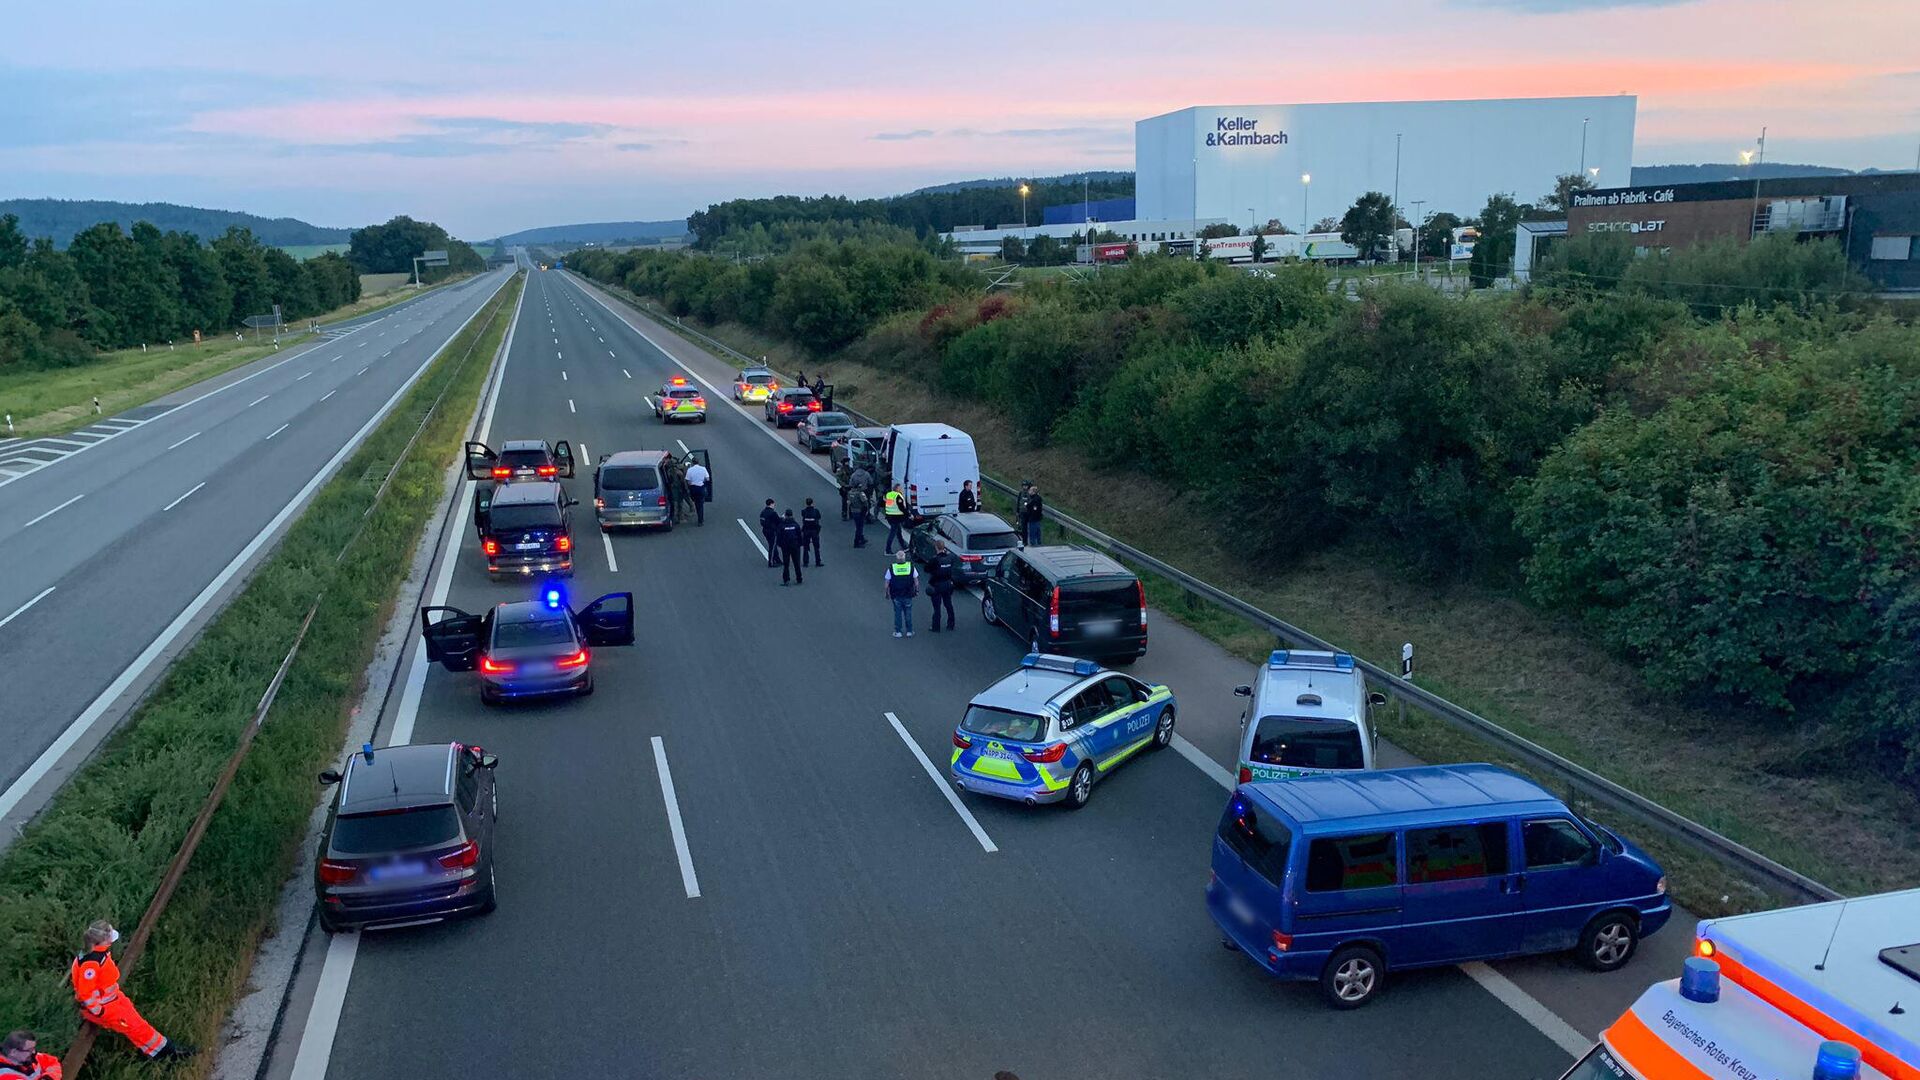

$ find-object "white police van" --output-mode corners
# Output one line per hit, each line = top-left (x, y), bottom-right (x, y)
(1232, 650), (1385, 783)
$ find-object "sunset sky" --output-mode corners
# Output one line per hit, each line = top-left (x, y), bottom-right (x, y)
(3, 0), (1916, 237)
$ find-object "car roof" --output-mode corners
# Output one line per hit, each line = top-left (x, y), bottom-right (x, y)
(501, 439), (547, 452)
(1256, 652), (1363, 721)
(492, 599), (573, 624)
(776, 386), (815, 397)
(948, 512), (1013, 533)
(970, 666), (1098, 716)
(600, 449), (669, 467)
(1019, 544), (1134, 580)
(490, 481), (563, 506)
(1245, 764), (1564, 835)
(740, 366), (773, 375)
(340, 743), (457, 814)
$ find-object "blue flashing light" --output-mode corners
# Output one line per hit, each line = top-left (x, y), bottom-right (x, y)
(1679, 957), (1720, 1003)
(1333, 653), (1355, 670)
(1072, 658), (1100, 676)
(1020, 653), (1040, 668)
(1813, 1041), (1862, 1080)
(360, 742), (375, 762)
(1268, 650), (1290, 668)
(544, 588), (563, 609)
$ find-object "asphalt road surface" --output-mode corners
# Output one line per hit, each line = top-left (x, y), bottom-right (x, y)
(0, 267), (516, 828)
(275, 268), (1692, 1080)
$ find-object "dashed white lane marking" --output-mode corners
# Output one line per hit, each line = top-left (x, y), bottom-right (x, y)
(22, 493), (83, 529)
(735, 517), (768, 559)
(676, 439), (691, 455)
(568, 399), (576, 414)
(247, 394), (270, 407)
(561, 371), (568, 381)
(265, 423), (290, 440)
(601, 530), (618, 573)
(643, 396), (655, 409)
(166, 431), (201, 451)
(357, 366), (369, 376)
(885, 712), (997, 854)
(650, 737), (701, 899)
(622, 368), (631, 378)
(162, 481), (207, 511)
(608, 349), (616, 358)
(320, 390), (337, 402)
(297, 371), (313, 381)
(0, 587), (54, 631)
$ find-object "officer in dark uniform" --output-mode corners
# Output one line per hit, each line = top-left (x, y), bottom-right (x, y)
(800, 497), (824, 567)
(834, 456), (853, 519)
(777, 509), (804, 585)
(758, 499), (781, 567)
(958, 480), (979, 514)
(926, 538), (959, 633)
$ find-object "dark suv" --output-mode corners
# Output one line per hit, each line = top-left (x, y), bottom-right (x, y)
(980, 545), (1147, 664)
(477, 481), (575, 579)
(315, 742), (498, 933)
(764, 387), (820, 427)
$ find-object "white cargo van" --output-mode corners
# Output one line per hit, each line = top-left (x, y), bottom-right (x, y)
(883, 423), (979, 518)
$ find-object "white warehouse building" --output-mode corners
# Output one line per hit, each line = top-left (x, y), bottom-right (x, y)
(1136, 95), (1635, 231)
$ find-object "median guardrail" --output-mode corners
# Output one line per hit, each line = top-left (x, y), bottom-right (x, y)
(594, 277), (1844, 909)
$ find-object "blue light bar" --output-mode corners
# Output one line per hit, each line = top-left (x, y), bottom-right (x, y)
(1813, 1041), (1862, 1080)
(544, 588), (563, 609)
(1679, 957), (1720, 1003)
(1021, 653), (1101, 676)
(1268, 650), (1357, 671)
(1268, 650), (1290, 667)
(1333, 653), (1355, 670)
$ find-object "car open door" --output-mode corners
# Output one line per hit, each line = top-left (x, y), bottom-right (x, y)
(465, 441), (499, 481)
(553, 440), (575, 478)
(473, 485), (492, 534)
(685, 448), (712, 500)
(815, 382), (834, 410)
(575, 592), (635, 647)
(420, 606), (484, 671)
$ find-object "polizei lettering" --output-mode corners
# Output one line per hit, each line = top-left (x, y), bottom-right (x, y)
(1207, 117), (1288, 148)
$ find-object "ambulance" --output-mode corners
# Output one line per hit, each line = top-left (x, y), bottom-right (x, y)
(1561, 888), (1919, 1080)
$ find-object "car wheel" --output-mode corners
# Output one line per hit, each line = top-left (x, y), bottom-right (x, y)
(480, 687), (501, 707)
(1579, 912), (1638, 972)
(982, 595), (1000, 626)
(1063, 762), (1096, 810)
(1152, 706), (1177, 750)
(318, 909), (343, 936)
(1320, 946), (1384, 1009)
(476, 867), (498, 916)
(580, 672), (595, 697)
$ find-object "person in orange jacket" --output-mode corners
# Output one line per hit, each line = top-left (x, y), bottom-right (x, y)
(0, 1031), (61, 1079)
(69, 921), (191, 1061)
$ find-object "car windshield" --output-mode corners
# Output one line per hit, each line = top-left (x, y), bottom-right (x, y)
(966, 530), (1020, 552)
(1579, 814), (1625, 854)
(487, 504), (561, 531)
(1250, 716), (1364, 770)
(500, 449), (548, 468)
(494, 616), (574, 649)
(330, 806), (461, 855)
(960, 705), (1047, 743)
(599, 465), (659, 491)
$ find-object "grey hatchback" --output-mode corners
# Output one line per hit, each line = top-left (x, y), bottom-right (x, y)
(316, 742), (498, 933)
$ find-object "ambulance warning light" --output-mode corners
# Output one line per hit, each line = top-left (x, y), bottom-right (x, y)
(1679, 956), (1719, 1003)
(1813, 1041), (1862, 1080)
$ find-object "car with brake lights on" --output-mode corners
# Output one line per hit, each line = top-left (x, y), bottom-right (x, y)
(981, 546), (1148, 665)
(795, 410), (853, 452)
(419, 589), (634, 705)
(653, 376), (708, 423)
(909, 512), (1020, 585)
(593, 449), (672, 530)
(950, 653), (1176, 810)
(465, 439), (574, 484)
(315, 741), (498, 933)
(733, 366), (779, 402)
(764, 386), (821, 427)
(475, 481), (576, 579)
(1232, 650), (1385, 783)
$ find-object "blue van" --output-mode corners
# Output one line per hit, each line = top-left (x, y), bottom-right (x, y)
(1206, 764), (1671, 1008)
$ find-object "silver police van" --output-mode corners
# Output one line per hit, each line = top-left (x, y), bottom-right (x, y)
(1231, 650), (1386, 783)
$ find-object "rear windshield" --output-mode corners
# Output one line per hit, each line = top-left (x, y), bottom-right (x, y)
(960, 705), (1047, 743)
(743, 373), (774, 385)
(599, 465), (660, 492)
(967, 530), (1021, 553)
(667, 388), (700, 399)
(331, 806), (460, 855)
(499, 449), (548, 468)
(494, 616), (574, 649)
(813, 413), (851, 427)
(1251, 716), (1364, 771)
(487, 504), (561, 531)
(1060, 579), (1138, 610)
(1218, 794), (1292, 886)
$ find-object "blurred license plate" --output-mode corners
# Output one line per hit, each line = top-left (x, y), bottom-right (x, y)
(1084, 620), (1119, 637)
(1227, 893), (1257, 925)
(983, 554), (1004, 565)
(515, 542), (542, 551)
(369, 861), (428, 882)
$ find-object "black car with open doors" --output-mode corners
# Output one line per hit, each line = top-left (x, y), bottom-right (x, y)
(466, 438), (573, 484)
(420, 590), (634, 704)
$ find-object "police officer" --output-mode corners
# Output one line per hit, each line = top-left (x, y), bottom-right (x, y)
(882, 486), (908, 554)
(1022, 483), (1045, 547)
(777, 510), (804, 584)
(850, 462), (875, 508)
(684, 456), (710, 525)
(884, 552), (918, 638)
(800, 497), (823, 567)
(758, 499), (781, 567)
(848, 486), (872, 548)
(926, 538), (959, 633)
(834, 455), (853, 520)
(958, 480), (979, 514)
(0, 1031), (62, 1079)
(664, 456), (689, 524)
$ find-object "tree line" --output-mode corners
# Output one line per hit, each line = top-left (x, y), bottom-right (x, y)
(572, 236), (1920, 779)
(686, 174), (1136, 249)
(0, 216), (362, 371)
(347, 216), (484, 280)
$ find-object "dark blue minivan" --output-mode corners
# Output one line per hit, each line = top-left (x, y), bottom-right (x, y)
(1207, 764), (1670, 1008)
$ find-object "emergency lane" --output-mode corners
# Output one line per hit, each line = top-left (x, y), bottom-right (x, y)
(286, 267), (1576, 1080)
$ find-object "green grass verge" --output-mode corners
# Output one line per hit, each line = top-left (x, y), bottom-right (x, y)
(0, 272), (521, 1076)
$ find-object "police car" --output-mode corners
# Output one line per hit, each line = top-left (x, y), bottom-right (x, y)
(733, 366), (778, 402)
(951, 653), (1176, 809)
(1231, 650), (1385, 783)
(653, 377), (708, 423)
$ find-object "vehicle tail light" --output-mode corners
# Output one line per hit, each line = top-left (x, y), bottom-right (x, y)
(555, 535), (572, 552)
(555, 648), (589, 669)
(1022, 743), (1068, 764)
(959, 553), (982, 562)
(952, 733), (972, 749)
(491, 466), (510, 479)
(537, 465), (557, 477)
(594, 497), (604, 509)
(318, 860), (357, 884)
(1237, 766), (1253, 784)
(483, 539), (499, 555)
(807, 400), (821, 411)
(1272, 930), (1293, 952)
(692, 397), (705, 406)
(778, 403), (792, 412)
(1137, 580), (1149, 630)
(1048, 587), (1061, 637)
(480, 655), (516, 674)
(438, 840), (480, 870)
(658, 494), (669, 506)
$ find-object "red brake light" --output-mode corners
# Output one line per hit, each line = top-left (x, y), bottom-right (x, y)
(953, 733), (972, 749)
(438, 840), (480, 870)
(594, 497), (604, 509)
(692, 397), (705, 406)
(483, 539), (499, 555)
(1048, 587), (1061, 637)
(555, 535), (572, 552)
(1021, 743), (1068, 764)
(1271, 930), (1293, 952)
(537, 465), (557, 477)
(1237, 766), (1253, 784)
(658, 494), (669, 506)
(491, 466), (510, 478)
(555, 648), (589, 669)
(778, 403), (792, 412)
(959, 553), (982, 562)
(318, 860), (356, 885)
(807, 400), (821, 411)
(479, 655), (516, 674)
(1137, 580), (1148, 629)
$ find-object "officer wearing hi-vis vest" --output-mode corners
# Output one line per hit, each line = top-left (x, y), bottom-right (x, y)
(70, 921), (192, 1060)
(0, 1031), (62, 1080)
(884, 554), (918, 638)
(882, 487), (908, 554)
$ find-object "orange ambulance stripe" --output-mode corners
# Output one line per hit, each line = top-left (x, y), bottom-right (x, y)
(1711, 950), (1919, 1080)
(1604, 1011), (1715, 1080)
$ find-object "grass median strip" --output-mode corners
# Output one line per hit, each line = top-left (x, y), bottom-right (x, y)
(0, 273), (521, 1077)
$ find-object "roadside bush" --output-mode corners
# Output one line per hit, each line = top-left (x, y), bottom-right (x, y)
(1166, 263), (1340, 350)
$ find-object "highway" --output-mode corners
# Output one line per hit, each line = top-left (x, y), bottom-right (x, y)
(0, 267), (516, 830)
(262, 267), (1696, 1079)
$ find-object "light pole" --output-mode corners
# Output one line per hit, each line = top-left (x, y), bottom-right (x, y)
(1579, 117), (1590, 177)
(1392, 133), (1402, 262)
(1410, 199), (1427, 278)
(1018, 183), (1031, 229)
(1248, 207), (1256, 233)
(1300, 173), (1312, 234)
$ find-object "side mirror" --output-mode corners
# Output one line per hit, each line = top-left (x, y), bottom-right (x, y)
(479, 754), (500, 770)
(1367, 691), (1388, 708)
(318, 769), (343, 785)
(566, 497), (580, 507)
(1232, 685), (1252, 697)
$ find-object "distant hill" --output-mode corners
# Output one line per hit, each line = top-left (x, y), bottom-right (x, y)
(491, 220), (689, 247)
(906, 171), (1133, 196)
(1628, 163), (1857, 186)
(0, 198), (351, 249)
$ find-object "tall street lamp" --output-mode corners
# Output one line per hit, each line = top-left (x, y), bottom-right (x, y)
(1018, 183), (1031, 229)
(1248, 207), (1256, 233)
(1579, 117), (1590, 176)
(1300, 173), (1312, 234)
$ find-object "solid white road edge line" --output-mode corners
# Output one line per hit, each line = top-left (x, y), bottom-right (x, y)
(22, 493), (83, 529)
(162, 482), (207, 512)
(0, 587), (54, 631)
(735, 517), (768, 559)
(651, 737), (702, 899)
(885, 711), (997, 853)
(0, 271), (513, 829)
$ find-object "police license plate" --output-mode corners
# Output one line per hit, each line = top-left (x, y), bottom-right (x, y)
(981, 740), (1019, 760)
(369, 861), (428, 882)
